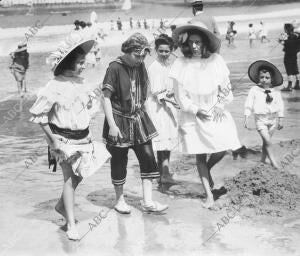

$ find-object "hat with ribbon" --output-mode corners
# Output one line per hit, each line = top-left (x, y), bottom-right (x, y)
(248, 60), (283, 87)
(173, 21), (221, 53)
(46, 31), (95, 74)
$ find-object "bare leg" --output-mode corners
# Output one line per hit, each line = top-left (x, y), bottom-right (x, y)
(20, 79), (24, 93)
(17, 81), (21, 94)
(196, 154), (214, 209)
(55, 195), (79, 224)
(23, 79), (27, 93)
(207, 151), (226, 189)
(158, 151), (174, 183)
(258, 130), (279, 168)
(55, 196), (67, 218)
(261, 141), (267, 163)
(60, 161), (82, 240)
(262, 126), (275, 163)
(56, 160), (81, 219)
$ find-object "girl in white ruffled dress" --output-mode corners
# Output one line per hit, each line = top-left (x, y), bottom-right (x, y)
(170, 23), (241, 208)
(147, 34), (179, 184)
(29, 33), (110, 240)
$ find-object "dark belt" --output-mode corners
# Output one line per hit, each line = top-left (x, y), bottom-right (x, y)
(48, 123), (89, 172)
(49, 123), (89, 140)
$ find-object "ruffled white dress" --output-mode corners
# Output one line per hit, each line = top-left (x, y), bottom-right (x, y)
(147, 59), (179, 151)
(169, 54), (241, 154)
(29, 75), (110, 178)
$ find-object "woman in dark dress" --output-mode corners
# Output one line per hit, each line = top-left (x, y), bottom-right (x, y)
(9, 43), (29, 94)
(101, 33), (168, 214)
(280, 23), (300, 91)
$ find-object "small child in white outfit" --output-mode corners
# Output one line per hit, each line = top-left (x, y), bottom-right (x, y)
(244, 60), (284, 168)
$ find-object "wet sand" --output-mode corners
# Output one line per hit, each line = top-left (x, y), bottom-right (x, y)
(1, 3), (300, 256)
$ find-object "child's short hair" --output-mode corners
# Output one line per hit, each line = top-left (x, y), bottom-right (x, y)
(258, 67), (273, 76)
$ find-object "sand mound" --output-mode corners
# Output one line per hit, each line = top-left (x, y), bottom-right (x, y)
(223, 164), (300, 217)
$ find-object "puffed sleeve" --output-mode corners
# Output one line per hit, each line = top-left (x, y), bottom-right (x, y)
(214, 54), (233, 109)
(102, 62), (118, 93)
(29, 85), (55, 124)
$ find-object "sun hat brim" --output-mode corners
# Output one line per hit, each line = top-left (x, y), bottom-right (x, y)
(53, 39), (95, 74)
(15, 43), (28, 52)
(15, 47), (27, 52)
(248, 60), (283, 87)
(173, 23), (221, 53)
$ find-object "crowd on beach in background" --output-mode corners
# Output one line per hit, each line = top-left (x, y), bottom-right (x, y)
(107, 17), (168, 31)
(4, 0), (300, 242)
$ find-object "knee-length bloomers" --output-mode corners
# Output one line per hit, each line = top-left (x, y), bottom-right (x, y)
(29, 75), (110, 178)
(147, 60), (179, 151)
(169, 53), (241, 154)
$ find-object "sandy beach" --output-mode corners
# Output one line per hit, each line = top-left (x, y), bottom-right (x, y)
(0, 2), (300, 256)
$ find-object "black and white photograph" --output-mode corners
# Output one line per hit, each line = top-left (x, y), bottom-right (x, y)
(0, 0), (300, 255)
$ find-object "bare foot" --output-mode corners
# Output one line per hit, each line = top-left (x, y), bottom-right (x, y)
(201, 198), (214, 209)
(66, 225), (79, 241)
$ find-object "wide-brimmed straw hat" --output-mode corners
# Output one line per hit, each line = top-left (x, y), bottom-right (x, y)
(46, 31), (95, 74)
(248, 60), (283, 87)
(172, 21), (221, 53)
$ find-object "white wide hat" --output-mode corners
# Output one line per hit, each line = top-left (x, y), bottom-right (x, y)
(173, 21), (221, 53)
(46, 31), (95, 75)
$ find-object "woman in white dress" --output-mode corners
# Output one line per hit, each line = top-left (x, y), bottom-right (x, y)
(148, 34), (179, 183)
(169, 22), (241, 208)
(258, 21), (269, 43)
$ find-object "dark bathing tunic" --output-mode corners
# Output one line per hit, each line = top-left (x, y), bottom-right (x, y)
(102, 57), (158, 147)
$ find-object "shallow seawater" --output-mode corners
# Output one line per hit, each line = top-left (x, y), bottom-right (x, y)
(287, 97), (300, 103)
